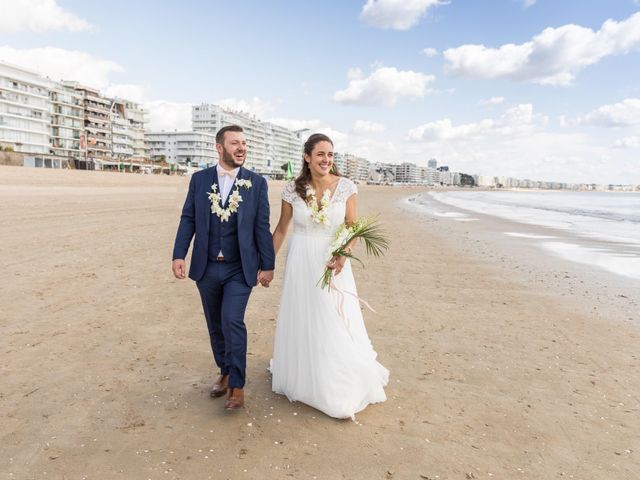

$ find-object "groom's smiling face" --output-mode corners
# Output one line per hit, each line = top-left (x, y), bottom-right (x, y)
(218, 131), (247, 168)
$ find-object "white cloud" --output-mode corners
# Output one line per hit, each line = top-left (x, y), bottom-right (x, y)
(479, 96), (505, 106)
(0, 0), (92, 33)
(576, 98), (640, 127)
(360, 0), (447, 30)
(333, 67), (435, 107)
(443, 12), (640, 85)
(408, 118), (493, 141)
(0, 46), (122, 89)
(614, 136), (640, 148)
(404, 128), (640, 184)
(145, 101), (192, 132)
(104, 84), (147, 103)
(523, 0), (536, 7)
(216, 97), (274, 118)
(408, 104), (545, 141)
(422, 47), (439, 57)
(403, 103), (640, 183)
(352, 120), (385, 135)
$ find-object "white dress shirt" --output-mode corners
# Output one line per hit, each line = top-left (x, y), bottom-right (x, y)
(216, 164), (239, 205)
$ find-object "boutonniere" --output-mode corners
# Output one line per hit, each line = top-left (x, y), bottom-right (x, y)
(235, 179), (252, 189)
(207, 178), (252, 222)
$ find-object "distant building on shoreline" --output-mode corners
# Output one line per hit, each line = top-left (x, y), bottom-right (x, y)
(192, 103), (303, 175)
(0, 63), (55, 155)
(0, 61), (149, 170)
(50, 82), (83, 160)
(146, 131), (217, 167)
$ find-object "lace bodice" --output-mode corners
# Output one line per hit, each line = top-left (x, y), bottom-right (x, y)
(282, 178), (358, 235)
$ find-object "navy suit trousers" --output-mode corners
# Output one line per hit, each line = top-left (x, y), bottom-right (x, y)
(196, 260), (252, 388)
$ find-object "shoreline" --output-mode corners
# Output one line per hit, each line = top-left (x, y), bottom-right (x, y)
(1, 167), (639, 479)
(404, 191), (639, 325)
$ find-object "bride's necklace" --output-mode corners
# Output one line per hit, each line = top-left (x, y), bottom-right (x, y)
(306, 183), (332, 226)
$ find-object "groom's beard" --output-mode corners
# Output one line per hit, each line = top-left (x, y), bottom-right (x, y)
(221, 147), (246, 168)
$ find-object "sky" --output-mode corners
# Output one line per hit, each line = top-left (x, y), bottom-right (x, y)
(1, 0), (639, 184)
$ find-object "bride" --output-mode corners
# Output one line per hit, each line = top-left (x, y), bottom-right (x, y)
(269, 133), (389, 420)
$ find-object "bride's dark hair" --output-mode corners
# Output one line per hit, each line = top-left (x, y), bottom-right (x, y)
(294, 133), (341, 201)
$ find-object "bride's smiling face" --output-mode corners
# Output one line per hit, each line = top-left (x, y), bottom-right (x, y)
(305, 141), (334, 177)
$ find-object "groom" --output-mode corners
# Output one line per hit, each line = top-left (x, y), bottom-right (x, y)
(171, 125), (275, 410)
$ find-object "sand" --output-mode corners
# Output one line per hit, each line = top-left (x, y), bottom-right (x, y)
(1, 165), (639, 480)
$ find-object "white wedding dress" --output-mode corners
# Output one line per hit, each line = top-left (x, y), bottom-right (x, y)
(270, 178), (389, 420)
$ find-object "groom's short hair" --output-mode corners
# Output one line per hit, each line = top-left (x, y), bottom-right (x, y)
(216, 125), (244, 145)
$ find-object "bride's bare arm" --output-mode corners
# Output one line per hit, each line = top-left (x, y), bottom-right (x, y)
(272, 200), (293, 255)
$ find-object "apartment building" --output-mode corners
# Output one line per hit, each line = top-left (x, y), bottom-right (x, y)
(395, 162), (420, 184)
(344, 153), (370, 182)
(125, 100), (147, 160)
(50, 83), (83, 159)
(110, 100), (134, 160)
(0, 63), (54, 154)
(146, 131), (217, 166)
(192, 103), (302, 175)
(65, 82), (113, 162)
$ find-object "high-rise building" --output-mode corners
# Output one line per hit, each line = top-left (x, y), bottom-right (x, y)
(395, 162), (420, 183)
(50, 83), (83, 159)
(146, 131), (217, 167)
(110, 100), (134, 160)
(0, 61), (148, 165)
(192, 103), (302, 175)
(124, 100), (147, 160)
(344, 153), (369, 182)
(0, 63), (54, 154)
(427, 158), (437, 169)
(333, 152), (347, 176)
(439, 170), (454, 185)
(66, 82), (113, 162)
(108, 99), (148, 161)
(267, 121), (304, 175)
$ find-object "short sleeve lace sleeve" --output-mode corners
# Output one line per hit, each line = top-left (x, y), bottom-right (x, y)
(334, 178), (358, 203)
(345, 178), (357, 198)
(281, 181), (298, 204)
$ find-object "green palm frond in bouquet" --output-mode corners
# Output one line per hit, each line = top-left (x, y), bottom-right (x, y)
(319, 215), (390, 290)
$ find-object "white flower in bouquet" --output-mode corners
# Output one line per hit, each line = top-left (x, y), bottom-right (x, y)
(319, 216), (389, 290)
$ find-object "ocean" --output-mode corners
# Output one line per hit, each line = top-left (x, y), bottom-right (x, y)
(419, 190), (640, 281)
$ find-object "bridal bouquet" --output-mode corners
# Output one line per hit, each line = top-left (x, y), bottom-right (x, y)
(319, 216), (390, 290)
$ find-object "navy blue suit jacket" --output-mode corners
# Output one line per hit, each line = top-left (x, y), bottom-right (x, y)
(172, 166), (275, 286)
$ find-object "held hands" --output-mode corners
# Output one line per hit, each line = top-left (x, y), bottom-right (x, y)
(326, 255), (347, 276)
(257, 270), (274, 288)
(172, 259), (186, 279)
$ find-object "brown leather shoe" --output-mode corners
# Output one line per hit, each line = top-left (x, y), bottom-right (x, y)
(224, 388), (244, 410)
(210, 374), (229, 398)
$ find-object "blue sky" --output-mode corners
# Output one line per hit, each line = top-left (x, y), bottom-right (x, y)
(1, 0), (639, 184)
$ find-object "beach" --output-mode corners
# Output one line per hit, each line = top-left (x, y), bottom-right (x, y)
(1, 166), (639, 480)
